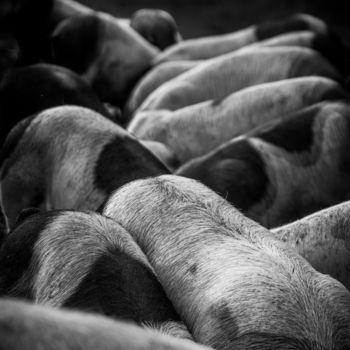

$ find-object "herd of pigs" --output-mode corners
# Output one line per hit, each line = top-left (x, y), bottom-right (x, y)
(0, 0), (350, 349)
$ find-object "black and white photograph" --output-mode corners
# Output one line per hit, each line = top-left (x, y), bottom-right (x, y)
(0, 0), (350, 349)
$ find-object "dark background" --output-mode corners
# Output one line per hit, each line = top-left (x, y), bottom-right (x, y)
(78, 0), (350, 45)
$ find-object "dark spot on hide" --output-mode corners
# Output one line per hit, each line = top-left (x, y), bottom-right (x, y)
(64, 246), (180, 324)
(253, 106), (316, 153)
(210, 300), (237, 330)
(0, 64), (112, 146)
(256, 14), (313, 41)
(51, 13), (100, 75)
(188, 264), (197, 275)
(0, 211), (59, 298)
(177, 139), (269, 212)
(94, 135), (169, 196)
(311, 33), (350, 77)
(207, 300), (239, 344)
(0, 114), (36, 176)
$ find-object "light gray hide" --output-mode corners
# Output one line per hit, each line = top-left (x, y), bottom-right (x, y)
(154, 13), (328, 63)
(0, 105), (167, 230)
(103, 175), (350, 350)
(0, 106), (115, 226)
(129, 77), (347, 163)
(125, 60), (201, 118)
(126, 30), (333, 118)
(0, 299), (208, 350)
(272, 201), (350, 290)
(137, 46), (340, 112)
(176, 101), (350, 227)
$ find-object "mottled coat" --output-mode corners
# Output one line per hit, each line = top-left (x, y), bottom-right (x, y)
(103, 175), (350, 350)
(177, 101), (350, 227)
(129, 77), (347, 163)
(272, 201), (350, 290)
(0, 210), (190, 338)
(0, 106), (168, 229)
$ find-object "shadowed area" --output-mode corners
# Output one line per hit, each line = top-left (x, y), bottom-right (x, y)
(78, 0), (350, 47)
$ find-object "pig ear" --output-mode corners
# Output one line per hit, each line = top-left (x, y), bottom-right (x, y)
(50, 13), (101, 74)
(15, 207), (42, 226)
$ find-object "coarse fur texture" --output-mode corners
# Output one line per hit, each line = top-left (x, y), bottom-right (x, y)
(0, 299), (206, 349)
(138, 46), (340, 112)
(272, 201), (350, 290)
(176, 101), (350, 227)
(128, 77), (347, 163)
(0, 210), (190, 338)
(103, 175), (350, 349)
(0, 106), (168, 230)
